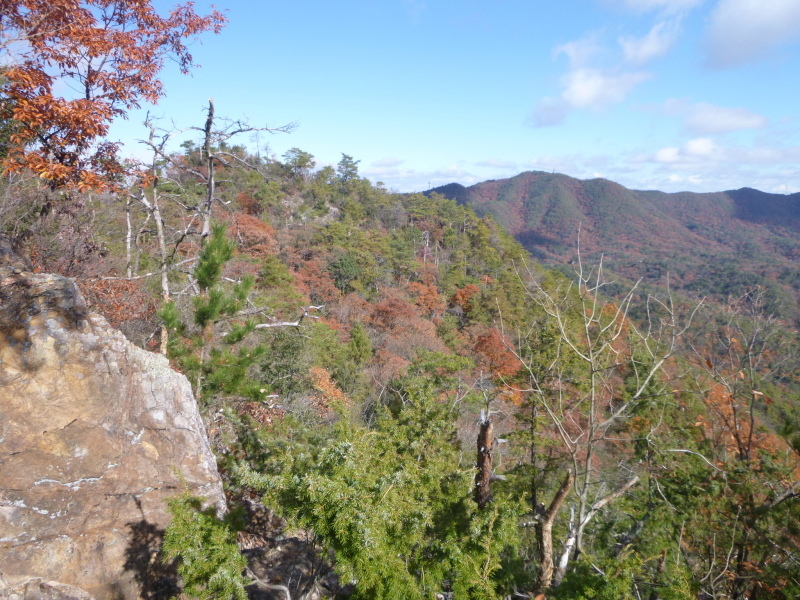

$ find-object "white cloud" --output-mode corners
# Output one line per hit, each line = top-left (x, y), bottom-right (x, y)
(654, 146), (681, 162)
(662, 99), (769, 133)
(561, 68), (651, 109)
(526, 155), (582, 173)
(684, 137), (716, 156)
(475, 159), (518, 169)
(361, 163), (481, 192)
(362, 143), (800, 196)
(652, 138), (719, 163)
(555, 35), (605, 67)
(371, 157), (405, 168)
(531, 68), (650, 127)
(534, 31), (652, 127)
(706, 0), (800, 68)
(619, 20), (681, 64)
(605, 0), (706, 14)
(648, 138), (800, 169)
(530, 97), (570, 127)
(685, 103), (767, 134)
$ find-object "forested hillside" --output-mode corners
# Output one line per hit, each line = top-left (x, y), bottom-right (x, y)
(4, 138), (800, 598)
(2, 2), (799, 597)
(427, 172), (800, 323)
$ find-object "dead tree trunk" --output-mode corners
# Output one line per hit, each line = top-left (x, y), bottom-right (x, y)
(201, 98), (215, 239)
(474, 412), (495, 509)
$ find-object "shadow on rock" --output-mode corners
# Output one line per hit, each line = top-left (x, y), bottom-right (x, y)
(122, 519), (179, 600)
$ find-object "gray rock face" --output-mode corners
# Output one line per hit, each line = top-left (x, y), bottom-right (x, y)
(0, 238), (225, 599)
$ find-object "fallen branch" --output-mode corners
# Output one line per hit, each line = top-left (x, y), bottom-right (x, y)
(254, 306), (324, 329)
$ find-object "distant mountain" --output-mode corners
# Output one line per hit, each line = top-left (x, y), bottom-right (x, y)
(425, 171), (800, 317)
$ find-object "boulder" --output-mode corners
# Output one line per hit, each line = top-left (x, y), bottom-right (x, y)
(0, 237), (225, 599)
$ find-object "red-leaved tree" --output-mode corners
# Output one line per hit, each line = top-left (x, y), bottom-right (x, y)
(0, 0), (226, 191)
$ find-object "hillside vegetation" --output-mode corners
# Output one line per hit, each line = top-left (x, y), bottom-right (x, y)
(4, 1), (799, 594)
(3, 142), (799, 599)
(427, 172), (800, 322)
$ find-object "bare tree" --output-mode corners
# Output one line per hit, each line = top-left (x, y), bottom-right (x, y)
(506, 255), (699, 592)
(137, 99), (294, 240)
(111, 102), (296, 351)
(682, 289), (800, 600)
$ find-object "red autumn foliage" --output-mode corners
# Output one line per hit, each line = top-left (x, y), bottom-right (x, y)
(309, 366), (351, 419)
(700, 383), (794, 467)
(1, 0), (225, 191)
(369, 289), (447, 364)
(222, 258), (261, 282)
(367, 349), (411, 387)
(370, 295), (420, 332)
(407, 281), (446, 319)
(327, 293), (372, 330)
(452, 283), (481, 311)
(239, 401), (285, 429)
(78, 278), (156, 328)
(219, 213), (278, 259)
(472, 327), (522, 378)
(293, 259), (340, 305)
(236, 192), (260, 216)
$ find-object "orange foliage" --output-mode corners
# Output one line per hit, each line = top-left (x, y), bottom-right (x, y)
(309, 366), (351, 417)
(370, 293), (420, 332)
(1, 0), (225, 191)
(368, 349), (411, 385)
(236, 192), (260, 216)
(78, 278), (156, 328)
(408, 281), (446, 319)
(362, 288), (447, 383)
(220, 212), (277, 259)
(327, 293), (372, 328)
(293, 259), (340, 304)
(451, 283), (480, 311)
(473, 327), (522, 378)
(222, 258), (260, 281)
(701, 383), (793, 467)
(240, 401), (285, 428)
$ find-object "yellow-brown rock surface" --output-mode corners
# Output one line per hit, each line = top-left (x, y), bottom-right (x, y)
(0, 236), (224, 599)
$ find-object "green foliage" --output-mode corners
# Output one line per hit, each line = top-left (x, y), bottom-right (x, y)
(238, 380), (524, 600)
(329, 252), (361, 293)
(552, 551), (695, 600)
(348, 322), (372, 365)
(336, 153), (360, 188)
(160, 225), (273, 403)
(163, 494), (248, 600)
(259, 255), (294, 288)
(282, 147), (316, 179)
(259, 328), (312, 400)
(194, 224), (234, 292)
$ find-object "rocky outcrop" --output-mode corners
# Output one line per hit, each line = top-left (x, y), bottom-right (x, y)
(0, 236), (225, 599)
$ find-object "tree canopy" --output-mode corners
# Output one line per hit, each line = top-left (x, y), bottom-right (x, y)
(0, 0), (225, 191)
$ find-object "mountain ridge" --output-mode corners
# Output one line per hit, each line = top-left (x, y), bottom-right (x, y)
(425, 170), (800, 318)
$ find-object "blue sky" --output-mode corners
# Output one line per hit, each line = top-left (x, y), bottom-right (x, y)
(109, 0), (800, 194)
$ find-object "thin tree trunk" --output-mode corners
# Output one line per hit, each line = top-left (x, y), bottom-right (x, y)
(530, 399), (539, 514)
(552, 506), (576, 587)
(536, 470), (574, 592)
(201, 98), (215, 239)
(125, 197), (133, 278)
(143, 125), (172, 355)
(573, 475), (639, 560)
